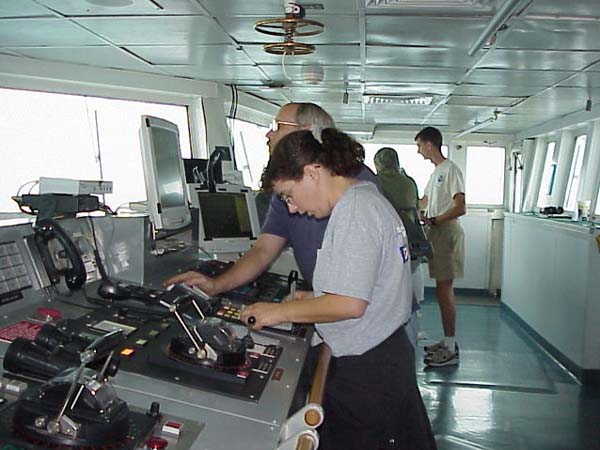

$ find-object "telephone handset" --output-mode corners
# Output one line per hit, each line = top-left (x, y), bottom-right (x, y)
(34, 218), (87, 291)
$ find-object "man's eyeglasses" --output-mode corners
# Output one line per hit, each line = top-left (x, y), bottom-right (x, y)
(278, 192), (294, 205)
(270, 119), (299, 132)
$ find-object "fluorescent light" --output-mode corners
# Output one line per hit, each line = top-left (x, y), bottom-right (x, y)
(367, 0), (485, 7)
(362, 94), (434, 105)
(346, 131), (373, 138)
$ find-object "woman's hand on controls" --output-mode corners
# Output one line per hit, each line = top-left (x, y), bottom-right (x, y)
(283, 289), (314, 302)
(241, 303), (287, 330)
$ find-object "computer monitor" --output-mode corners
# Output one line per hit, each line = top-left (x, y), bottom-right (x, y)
(191, 186), (260, 254)
(139, 116), (191, 233)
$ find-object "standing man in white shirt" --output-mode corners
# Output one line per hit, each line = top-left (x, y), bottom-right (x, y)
(416, 126), (466, 367)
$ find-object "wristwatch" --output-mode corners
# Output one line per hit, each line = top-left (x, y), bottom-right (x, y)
(430, 216), (437, 226)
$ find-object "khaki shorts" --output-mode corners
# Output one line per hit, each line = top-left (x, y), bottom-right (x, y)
(426, 220), (464, 280)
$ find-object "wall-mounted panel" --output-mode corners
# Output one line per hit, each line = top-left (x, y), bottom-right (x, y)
(76, 16), (231, 46)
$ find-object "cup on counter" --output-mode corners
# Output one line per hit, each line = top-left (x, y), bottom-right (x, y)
(578, 200), (591, 221)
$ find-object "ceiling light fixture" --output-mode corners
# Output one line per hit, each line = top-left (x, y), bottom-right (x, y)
(362, 94), (435, 105)
(367, 0), (486, 7)
(255, 2), (325, 56)
(467, 0), (524, 56)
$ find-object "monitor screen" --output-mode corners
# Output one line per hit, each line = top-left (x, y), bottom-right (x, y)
(193, 188), (260, 254)
(139, 116), (191, 232)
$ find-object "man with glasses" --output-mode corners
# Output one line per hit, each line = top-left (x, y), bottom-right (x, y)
(165, 102), (377, 291)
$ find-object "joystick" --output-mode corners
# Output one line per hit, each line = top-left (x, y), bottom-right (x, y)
(243, 316), (256, 349)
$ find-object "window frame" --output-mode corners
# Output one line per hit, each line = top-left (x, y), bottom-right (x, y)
(563, 134), (588, 212)
(537, 141), (557, 208)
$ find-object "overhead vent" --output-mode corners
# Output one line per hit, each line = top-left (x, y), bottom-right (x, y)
(362, 94), (437, 105)
(366, 0), (491, 7)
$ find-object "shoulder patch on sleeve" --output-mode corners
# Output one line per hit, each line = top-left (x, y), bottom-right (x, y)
(399, 245), (410, 263)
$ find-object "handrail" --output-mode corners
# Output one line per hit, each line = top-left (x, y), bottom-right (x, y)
(304, 343), (332, 426)
(296, 434), (317, 450)
(279, 344), (331, 450)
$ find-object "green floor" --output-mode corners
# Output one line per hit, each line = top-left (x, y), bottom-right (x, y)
(417, 296), (600, 450)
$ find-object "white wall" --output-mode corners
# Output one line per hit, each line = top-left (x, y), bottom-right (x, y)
(502, 213), (600, 370)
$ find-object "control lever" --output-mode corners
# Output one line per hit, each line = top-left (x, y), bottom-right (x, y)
(242, 316), (256, 349)
(46, 329), (124, 437)
(160, 284), (217, 360)
(288, 270), (298, 301)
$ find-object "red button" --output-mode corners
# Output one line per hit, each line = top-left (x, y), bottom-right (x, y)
(36, 307), (62, 321)
(145, 436), (168, 449)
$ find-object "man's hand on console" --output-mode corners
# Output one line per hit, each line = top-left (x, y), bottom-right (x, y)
(162, 271), (219, 296)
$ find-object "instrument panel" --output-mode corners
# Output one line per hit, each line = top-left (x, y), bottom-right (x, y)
(0, 219), (311, 450)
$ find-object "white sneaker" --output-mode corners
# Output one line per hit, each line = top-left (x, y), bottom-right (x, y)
(424, 344), (460, 367)
(424, 340), (445, 354)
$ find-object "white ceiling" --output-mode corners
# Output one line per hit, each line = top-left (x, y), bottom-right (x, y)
(1, 0), (600, 136)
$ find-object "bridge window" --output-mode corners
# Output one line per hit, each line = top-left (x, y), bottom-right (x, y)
(564, 134), (587, 212)
(0, 87), (190, 214)
(227, 118), (269, 190)
(465, 146), (506, 206)
(537, 141), (557, 208)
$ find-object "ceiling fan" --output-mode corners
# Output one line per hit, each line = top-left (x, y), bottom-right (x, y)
(254, 1), (325, 56)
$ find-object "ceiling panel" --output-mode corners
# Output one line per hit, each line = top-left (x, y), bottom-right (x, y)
(447, 95), (522, 107)
(272, 87), (361, 104)
(0, 0), (597, 135)
(452, 83), (540, 97)
(482, 49), (600, 72)
(5, 46), (164, 74)
(526, 0), (600, 16)
(560, 72), (600, 88)
(502, 19), (600, 51)
(0, 18), (106, 46)
(367, 46), (476, 68)
(365, 104), (439, 122)
(238, 87), (289, 103)
(0, 1), (52, 18)
(367, 66), (465, 84)
(244, 44), (360, 66)
(366, 16), (486, 47)
(509, 88), (592, 115)
(33, 0), (206, 16)
(75, 16), (230, 46)
(465, 68), (571, 87)
(127, 45), (253, 66)
(200, 0), (359, 16)
(318, 107), (364, 122)
(159, 64), (268, 84)
(435, 104), (497, 120)
(218, 15), (360, 45)
(0, 48), (23, 57)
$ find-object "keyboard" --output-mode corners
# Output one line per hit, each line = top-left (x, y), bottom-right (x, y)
(114, 281), (165, 302)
